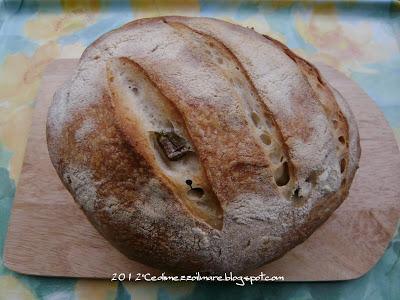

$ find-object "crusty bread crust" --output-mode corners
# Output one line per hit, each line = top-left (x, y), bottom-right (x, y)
(46, 16), (361, 274)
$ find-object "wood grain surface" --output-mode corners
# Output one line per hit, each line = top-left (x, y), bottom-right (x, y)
(3, 59), (400, 281)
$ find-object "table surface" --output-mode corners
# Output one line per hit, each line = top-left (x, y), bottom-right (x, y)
(0, 0), (399, 299)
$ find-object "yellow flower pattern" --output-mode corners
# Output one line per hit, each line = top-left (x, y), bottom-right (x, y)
(295, 4), (398, 74)
(124, 282), (195, 300)
(0, 104), (33, 181)
(0, 42), (59, 106)
(220, 13), (286, 43)
(25, 2), (99, 41)
(61, 0), (100, 12)
(0, 276), (35, 300)
(131, 0), (200, 18)
(0, 42), (59, 180)
(75, 280), (118, 300)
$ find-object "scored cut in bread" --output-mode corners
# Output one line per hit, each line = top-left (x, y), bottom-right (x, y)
(47, 16), (361, 274)
(107, 57), (223, 229)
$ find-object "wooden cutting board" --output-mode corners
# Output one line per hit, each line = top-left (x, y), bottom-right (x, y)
(3, 59), (400, 281)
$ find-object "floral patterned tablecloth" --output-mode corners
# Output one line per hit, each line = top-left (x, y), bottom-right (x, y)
(0, 1), (399, 299)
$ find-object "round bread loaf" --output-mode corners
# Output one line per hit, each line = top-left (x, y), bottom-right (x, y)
(47, 16), (361, 274)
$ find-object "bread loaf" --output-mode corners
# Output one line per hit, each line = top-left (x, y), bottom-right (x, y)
(46, 16), (361, 274)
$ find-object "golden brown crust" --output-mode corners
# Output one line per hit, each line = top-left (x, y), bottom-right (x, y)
(47, 16), (360, 274)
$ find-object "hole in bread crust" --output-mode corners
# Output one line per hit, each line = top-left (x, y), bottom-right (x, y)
(260, 132), (272, 145)
(128, 85), (139, 95)
(291, 185), (309, 207)
(187, 187), (205, 199)
(340, 158), (346, 173)
(293, 187), (301, 198)
(246, 240), (251, 248)
(251, 112), (260, 126)
(274, 161), (290, 186)
(306, 172), (318, 185)
(131, 87), (138, 94)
